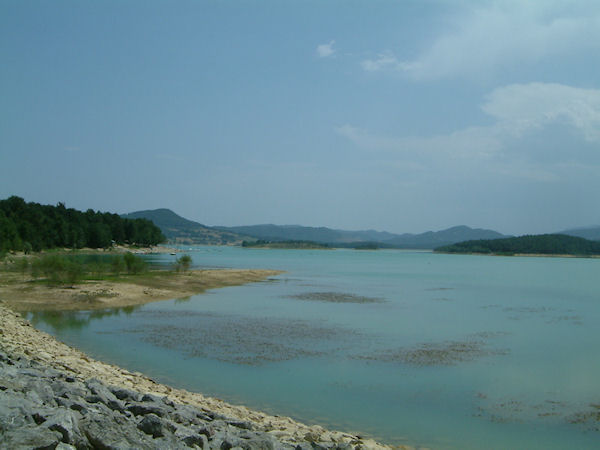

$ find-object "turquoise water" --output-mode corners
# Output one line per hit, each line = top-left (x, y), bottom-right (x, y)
(28, 247), (600, 449)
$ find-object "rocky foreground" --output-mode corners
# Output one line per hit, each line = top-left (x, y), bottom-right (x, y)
(0, 305), (400, 449)
(1, 352), (292, 449)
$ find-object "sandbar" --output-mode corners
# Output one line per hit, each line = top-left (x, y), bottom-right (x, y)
(0, 269), (282, 312)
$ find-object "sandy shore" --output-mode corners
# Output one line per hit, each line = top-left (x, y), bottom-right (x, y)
(0, 269), (283, 312)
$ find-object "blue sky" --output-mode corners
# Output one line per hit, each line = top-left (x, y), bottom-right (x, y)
(2, 0), (599, 235)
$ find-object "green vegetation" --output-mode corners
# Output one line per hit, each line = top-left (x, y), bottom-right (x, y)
(435, 234), (600, 256)
(173, 254), (192, 272)
(3, 252), (149, 286)
(123, 252), (148, 274)
(241, 240), (331, 249)
(0, 196), (165, 252)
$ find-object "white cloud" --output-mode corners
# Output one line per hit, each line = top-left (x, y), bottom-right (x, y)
(336, 123), (502, 164)
(361, 52), (419, 72)
(335, 124), (402, 151)
(316, 40), (336, 58)
(483, 83), (600, 142)
(336, 82), (600, 181)
(362, 2), (600, 79)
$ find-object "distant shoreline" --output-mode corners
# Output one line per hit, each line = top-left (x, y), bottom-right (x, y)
(435, 250), (600, 258)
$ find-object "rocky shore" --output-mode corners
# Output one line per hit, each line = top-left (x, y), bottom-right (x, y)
(0, 305), (399, 449)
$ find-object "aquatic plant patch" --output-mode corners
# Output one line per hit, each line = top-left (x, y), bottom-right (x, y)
(122, 310), (363, 365)
(355, 335), (509, 366)
(288, 291), (384, 304)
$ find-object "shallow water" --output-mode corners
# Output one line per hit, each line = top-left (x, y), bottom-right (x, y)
(28, 247), (600, 449)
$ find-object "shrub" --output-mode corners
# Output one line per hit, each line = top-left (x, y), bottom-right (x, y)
(15, 257), (29, 276)
(123, 252), (147, 274)
(174, 254), (192, 272)
(31, 254), (83, 285)
(110, 255), (126, 276)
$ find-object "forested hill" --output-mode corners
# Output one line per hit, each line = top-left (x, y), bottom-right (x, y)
(435, 234), (600, 256)
(218, 223), (507, 249)
(121, 209), (246, 245)
(383, 225), (507, 249)
(0, 196), (165, 252)
(559, 226), (600, 241)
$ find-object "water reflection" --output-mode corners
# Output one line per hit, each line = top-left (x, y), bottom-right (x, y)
(27, 305), (140, 331)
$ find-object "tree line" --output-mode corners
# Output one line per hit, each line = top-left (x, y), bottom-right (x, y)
(0, 196), (165, 252)
(435, 234), (600, 256)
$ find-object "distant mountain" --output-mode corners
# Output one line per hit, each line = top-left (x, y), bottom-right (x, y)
(559, 226), (600, 241)
(216, 224), (397, 244)
(436, 234), (600, 256)
(121, 209), (246, 245)
(217, 224), (508, 249)
(122, 209), (510, 249)
(383, 225), (509, 249)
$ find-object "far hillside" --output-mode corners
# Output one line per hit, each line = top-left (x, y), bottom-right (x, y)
(559, 226), (600, 241)
(121, 209), (247, 245)
(383, 225), (508, 249)
(218, 224), (508, 249)
(435, 234), (600, 256)
(216, 224), (396, 244)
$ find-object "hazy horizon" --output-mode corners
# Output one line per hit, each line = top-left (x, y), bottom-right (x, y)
(2, 1), (599, 236)
(123, 204), (599, 237)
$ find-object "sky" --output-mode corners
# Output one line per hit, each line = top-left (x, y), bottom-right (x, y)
(1, 0), (599, 235)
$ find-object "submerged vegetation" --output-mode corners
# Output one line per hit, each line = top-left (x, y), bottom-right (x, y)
(435, 234), (600, 256)
(0, 196), (165, 253)
(288, 292), (384, 304)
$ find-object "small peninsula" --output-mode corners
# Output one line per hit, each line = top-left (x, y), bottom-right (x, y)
(435, 234), (600, 256)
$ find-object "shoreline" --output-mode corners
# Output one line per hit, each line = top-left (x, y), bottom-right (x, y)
(434, 251), (600, 258)
(0, 267), (406, 449)
(0, 305), (397, 449)
(0, 268), (283, 312)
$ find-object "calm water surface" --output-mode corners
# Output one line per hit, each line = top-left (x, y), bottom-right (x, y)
(28, 247), (600, 449)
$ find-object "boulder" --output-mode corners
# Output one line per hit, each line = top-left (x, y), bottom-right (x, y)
(43, 408), (88, 448)
(137, 413), (166, 438)
(127, 402), (168, 417)
(1, 424), (62, 449)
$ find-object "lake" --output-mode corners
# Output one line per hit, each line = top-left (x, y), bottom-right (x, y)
(28, 247), (600, 449)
